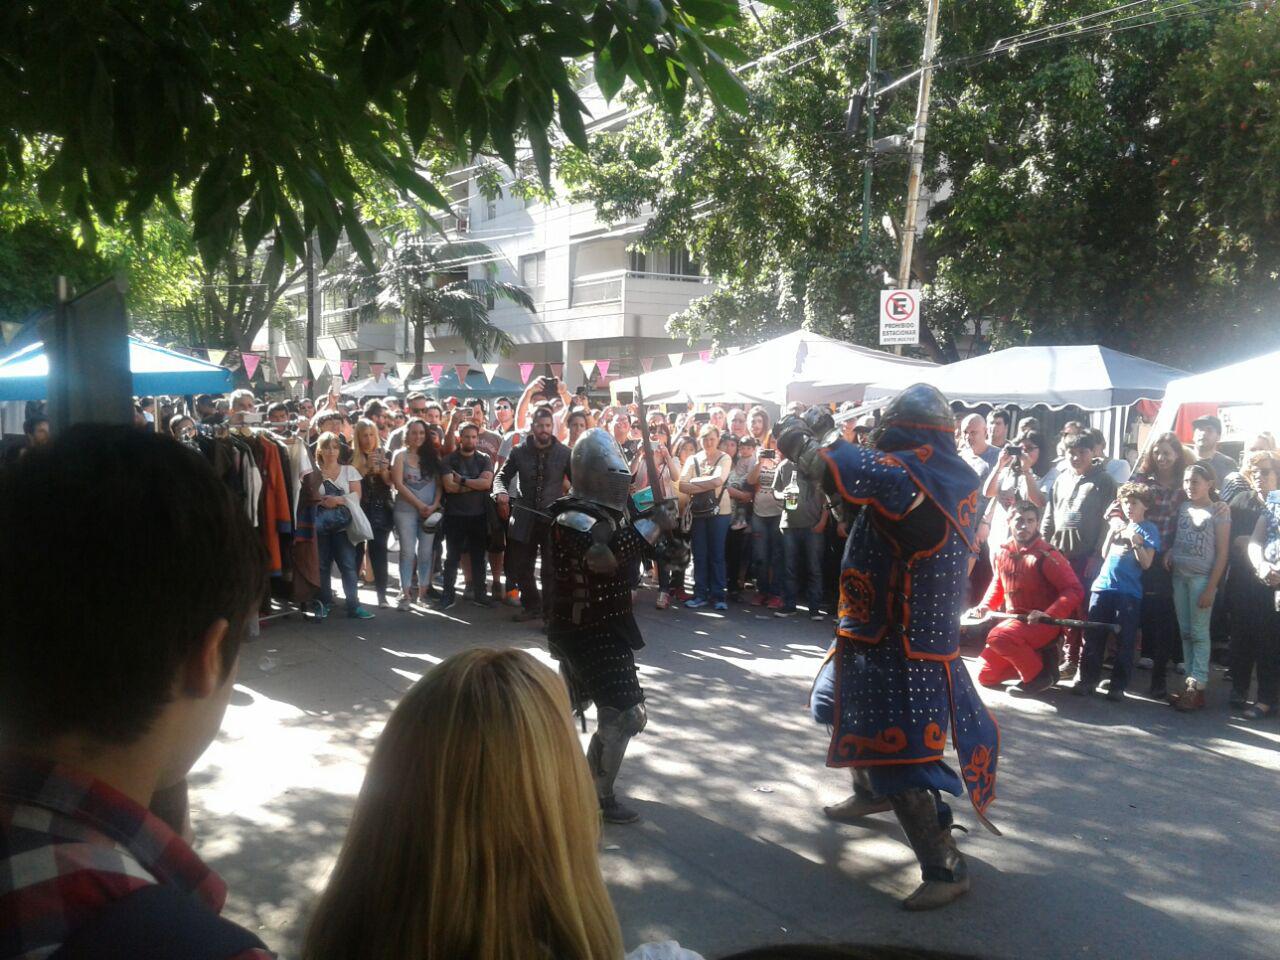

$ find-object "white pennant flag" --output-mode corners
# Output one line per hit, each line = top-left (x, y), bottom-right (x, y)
(308, 357), (329, 379)
(579, 358), (596, 381)
(0, 321), (23, 345)
(206, 348), (227, 367)
(396, 361), (416, 381)
(667, 352), (684, 369)
(481, 362), (500, 383)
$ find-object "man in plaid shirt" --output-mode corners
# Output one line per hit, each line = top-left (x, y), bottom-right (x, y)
(0, 425), (272, 959)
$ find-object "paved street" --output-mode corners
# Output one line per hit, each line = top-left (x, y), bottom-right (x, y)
(191, 581), (1280, 960)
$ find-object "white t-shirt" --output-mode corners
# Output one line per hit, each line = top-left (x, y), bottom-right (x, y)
(626, 943), (706, 960)
(317, 464), (361, 497)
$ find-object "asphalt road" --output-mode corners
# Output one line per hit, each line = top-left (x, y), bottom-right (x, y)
(190, 582), (1280, 960)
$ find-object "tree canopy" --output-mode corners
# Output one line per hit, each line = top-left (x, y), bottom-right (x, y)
(0, 0), (771, 274)
(561, 0), (1280, 369)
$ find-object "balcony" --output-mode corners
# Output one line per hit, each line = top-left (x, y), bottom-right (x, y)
(570, 269), (712, 308)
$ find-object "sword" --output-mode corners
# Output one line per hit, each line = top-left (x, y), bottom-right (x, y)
(963, 610), (1120, 633)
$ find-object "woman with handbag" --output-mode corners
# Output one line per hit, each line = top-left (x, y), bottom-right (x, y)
(314, 432), (376, 621)
(678, 424), (733, 610)
(392, 418), (442, 610)
(353, 418), (395, 609)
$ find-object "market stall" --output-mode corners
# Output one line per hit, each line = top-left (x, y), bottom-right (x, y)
(0, 336), (234, 400)
(1149, 348), (1280, 442)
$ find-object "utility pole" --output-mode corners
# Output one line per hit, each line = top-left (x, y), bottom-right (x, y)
(896, 0), (941, 293)
(304, 237), (317, 401)
(859, 0), (880, 253)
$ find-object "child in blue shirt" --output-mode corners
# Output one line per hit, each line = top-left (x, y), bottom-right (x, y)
(1074, 481), (1160, 700)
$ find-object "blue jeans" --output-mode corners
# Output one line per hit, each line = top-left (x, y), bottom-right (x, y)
(783, 525), (824, 612)
(691, 514), (731, 601)
(1081, 590), (1141, 692)
(750, 513), (785, 598)
(1172, 572), (1213, 684)
(317, 530), (359, 612)
(393, 506), (435, 597)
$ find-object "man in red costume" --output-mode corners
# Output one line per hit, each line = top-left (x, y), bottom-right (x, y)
(969, 500), (1084, 695)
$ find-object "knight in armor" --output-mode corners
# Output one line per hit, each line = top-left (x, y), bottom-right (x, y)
(777, 385), (1002, 911)
(547, 427), (686, 824)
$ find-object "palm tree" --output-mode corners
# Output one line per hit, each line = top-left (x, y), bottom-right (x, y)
(324, 230), (531, 377)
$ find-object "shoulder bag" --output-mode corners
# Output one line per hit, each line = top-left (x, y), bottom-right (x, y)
(690, 454), (728, 519)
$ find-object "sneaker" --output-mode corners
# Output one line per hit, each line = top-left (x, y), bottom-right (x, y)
(1008, 672), (1055, 696)
(685, 597), (709, 609)
(714, 600), (728, 611)
(1059, 660), (1078, 682)
(751, 592), (767, 607)
(397, 596), (412, 611)
(434, 596), (458, 611)
(347, 606), (375, 620)
(504, 589), (522, 607)
(1070, 681), (1095, 697)
(1172, 679), (1205, 712)
(377, 597), (391, 609)
(309, 600), (329, 620)
(655, 592), (671, 610)
(766, 596), (784, 610)
(1136, 656), (1154, 670)
(1105, 685), (1126, 702)
(774, 607), (798, 618)
(470, 595), (494, 608)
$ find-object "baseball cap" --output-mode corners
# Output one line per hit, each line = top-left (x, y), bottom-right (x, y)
(1191, 414), (1223, 433)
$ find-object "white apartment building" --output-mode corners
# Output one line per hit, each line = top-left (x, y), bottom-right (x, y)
(258, 83), (714, 392)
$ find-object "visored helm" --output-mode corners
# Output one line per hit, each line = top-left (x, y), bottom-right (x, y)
(871, 382), (954, 451)
(569, 427), (632, 512)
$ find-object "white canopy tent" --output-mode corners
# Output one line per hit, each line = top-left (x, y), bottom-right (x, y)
(610, 330), (936, 407)
(340, 374), (403, 398)
(862, 345), (1186, 410)
(1150, 348), (1280, 439)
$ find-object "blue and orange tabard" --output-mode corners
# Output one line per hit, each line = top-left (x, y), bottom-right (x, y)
(817, 431), (1000, 827)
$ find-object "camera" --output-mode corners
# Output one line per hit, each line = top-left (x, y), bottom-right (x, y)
(1004, 443), (1024, 458)
(541, 376), (559, 400)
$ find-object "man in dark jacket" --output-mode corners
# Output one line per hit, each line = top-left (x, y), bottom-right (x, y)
(494, 405), (571, 622)
(1041, 433), (1116, 677)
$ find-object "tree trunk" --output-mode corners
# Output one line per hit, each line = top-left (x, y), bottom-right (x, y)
(413, 319), (426, 381)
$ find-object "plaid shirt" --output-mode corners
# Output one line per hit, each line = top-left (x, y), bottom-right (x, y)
(1107, 471), (1184, 549)
(0, 756), (272, 960)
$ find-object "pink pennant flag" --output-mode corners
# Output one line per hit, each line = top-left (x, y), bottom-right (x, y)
(274, 356), (291, 378)
(370, 362), (385, 380)
(207, 348), (228, 367)
(698, 349), (711, 363)
(519, 362), (536, 385)
(595, 359), (611, 380)
(454, 363), (470, 386)
(640, 356), (654, 373)
(242, 353), (261, 379)
(481, 362), (500, 383)
(579, 359), (596, 381)
(395, 361), (416, 381)
(340, 360), (355, 383)
(549, 362), (564, 379)
(667, 352), (684, 369)
(427, 363), (445, 384)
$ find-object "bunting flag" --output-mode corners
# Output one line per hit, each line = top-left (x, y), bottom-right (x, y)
(427, 363), (445, 384)
(579, 359), (596, 381)
(307, 357), (329, 378)
(242, 353), (262, 379)
(640, 357), (654, 373)
(396, 361), (416, 380)
(595, 359), (611, 380)
(207, 348), (228, 367)
(274, 356), (291, 378)
(370, 362), (385, 380)
(340, 360), (356, 382)
(667, 352), (684, 369)
(1, 320), (24, 344)
(698, 349), (712, 363)
(518, 362), (536, 384)
(454, 363), (470, 386)
(549, 362), (564, 379)
(481, 362), (500, 383)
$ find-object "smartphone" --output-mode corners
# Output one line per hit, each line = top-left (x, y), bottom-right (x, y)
(760, 449), (777, 460)
(540, 375), (559, 398)
(693, 412), (710, 425)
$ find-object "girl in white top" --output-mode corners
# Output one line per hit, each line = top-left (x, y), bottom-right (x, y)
(678, 424), (733, 609)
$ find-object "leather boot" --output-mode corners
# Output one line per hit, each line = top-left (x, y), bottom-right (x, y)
(824, 768), (892, 822)
(889, 789), (970, 911)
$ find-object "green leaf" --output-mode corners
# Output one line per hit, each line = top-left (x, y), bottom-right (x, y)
(701, 55), (749, 114)
(700, 35), (749, 63)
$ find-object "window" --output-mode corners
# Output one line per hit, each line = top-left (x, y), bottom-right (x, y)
(627, 246), (701, 278)
(519, 252), (546, 303)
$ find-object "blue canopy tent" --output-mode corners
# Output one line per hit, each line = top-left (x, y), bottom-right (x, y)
(408, 368), (526, 400)
(0, 337), (234, 400)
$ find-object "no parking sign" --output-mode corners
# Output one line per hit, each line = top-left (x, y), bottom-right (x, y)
(879, 289), (920, 346)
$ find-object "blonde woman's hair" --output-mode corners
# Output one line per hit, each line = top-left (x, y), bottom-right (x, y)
(351, 418), (381, 475)
(698, 423), (720, 440)
(315, 431), (341, 458)
(302, 649), (624, 960)
(1241, 450), (1276, 495)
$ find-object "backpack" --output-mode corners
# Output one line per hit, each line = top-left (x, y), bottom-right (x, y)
(49, 883), (268, 960)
